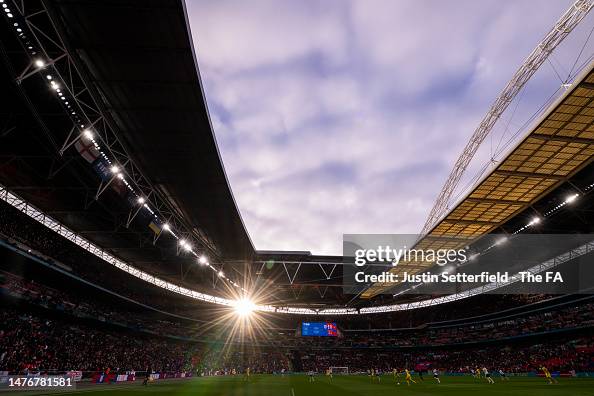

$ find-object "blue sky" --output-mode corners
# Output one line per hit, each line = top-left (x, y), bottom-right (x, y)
(186, 0), (594, 255)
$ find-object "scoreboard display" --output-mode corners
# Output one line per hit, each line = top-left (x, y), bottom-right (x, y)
(301, 322), (338, 337)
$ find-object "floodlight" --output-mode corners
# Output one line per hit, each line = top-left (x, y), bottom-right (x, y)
(494, 237), (507, 246)
(82, 129), (93, 140)
(137, 197), (145, 204)
(198, 255), (208, 265)
(441, 265), (454, 274)
(34, 59), (44, 68)
(565, 194), (578, 204)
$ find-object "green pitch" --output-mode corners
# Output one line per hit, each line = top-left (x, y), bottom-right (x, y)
(20, 375), (594, 396)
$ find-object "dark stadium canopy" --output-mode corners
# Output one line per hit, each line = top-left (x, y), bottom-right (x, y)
(0, 0), (257, 296)
(53, 0), (254, 260)
(8, 0), (254, 261)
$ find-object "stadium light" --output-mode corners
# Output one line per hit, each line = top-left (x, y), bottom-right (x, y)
(218, 270), (224, 277)
(137, 197), (145, 204)
(34, 59), (45, 68)
(234, 298), (255, 317)
(183, 243), (192, 252)
(528, 216), (541, 226)
(198, 255), (208, 265)
(82, 129), (93, 140)
(110, 165), (119, 173)
(179, 239), (187, 247)
(441, 265), (455, 274)
(565, 193), (579, 204)
(494, 236), (507, 246)
(163, 223), (171, 231)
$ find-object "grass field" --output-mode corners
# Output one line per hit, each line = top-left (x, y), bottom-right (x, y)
(15, 374), (594, 396)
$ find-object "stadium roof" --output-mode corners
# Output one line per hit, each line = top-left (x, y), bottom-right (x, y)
(362, 63), (594, 298)
(0, 0), (254, 262)
(52, 0), (254, 260)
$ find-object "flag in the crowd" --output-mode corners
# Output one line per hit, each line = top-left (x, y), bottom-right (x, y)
(148, 217), (162, 235)
(74, 139), (100, 163)
(91, 157), (112, 181)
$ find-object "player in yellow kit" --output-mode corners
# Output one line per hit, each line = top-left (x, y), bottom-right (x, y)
(541, 366), (558, 384)
(404, 369), (417, 386)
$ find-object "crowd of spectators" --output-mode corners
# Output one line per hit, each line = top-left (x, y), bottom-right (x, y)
(353, 293), (554, 329)
(298, 335), (594, 373)
(210, 297), (594, 349)
(0, 270), (208, 340)
(1, 268), (594, 375)
(2, 265), (594, 350)
(1, 199), (594, 376)
(0, 306), (196, 373)
(3, 301), (590, 375)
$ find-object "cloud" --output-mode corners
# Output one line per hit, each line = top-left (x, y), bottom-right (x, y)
(186, 0), (592, 255)
(189, 0), (349, 74)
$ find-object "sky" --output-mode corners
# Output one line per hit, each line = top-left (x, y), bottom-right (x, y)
(186, 0), (594, 256)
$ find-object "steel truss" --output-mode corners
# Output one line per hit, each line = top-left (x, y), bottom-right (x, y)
(1, 0), (219, 261)
(251, 260), (342, 300)
(275, 261), (340, 284)
(421, 0), (594, 236)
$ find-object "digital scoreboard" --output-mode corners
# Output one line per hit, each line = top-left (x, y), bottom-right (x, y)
(301, 322), (338, 337)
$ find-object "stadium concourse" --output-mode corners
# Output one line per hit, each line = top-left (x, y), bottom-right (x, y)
(1, 0), (594, 395)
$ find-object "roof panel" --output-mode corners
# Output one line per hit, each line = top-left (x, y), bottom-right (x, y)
(363, 64), (594, 298)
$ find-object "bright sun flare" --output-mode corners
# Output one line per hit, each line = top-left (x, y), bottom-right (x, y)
(234, 298), (256, 317)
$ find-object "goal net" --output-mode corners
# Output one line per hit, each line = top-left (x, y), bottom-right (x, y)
(329, 367), (349, 375)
